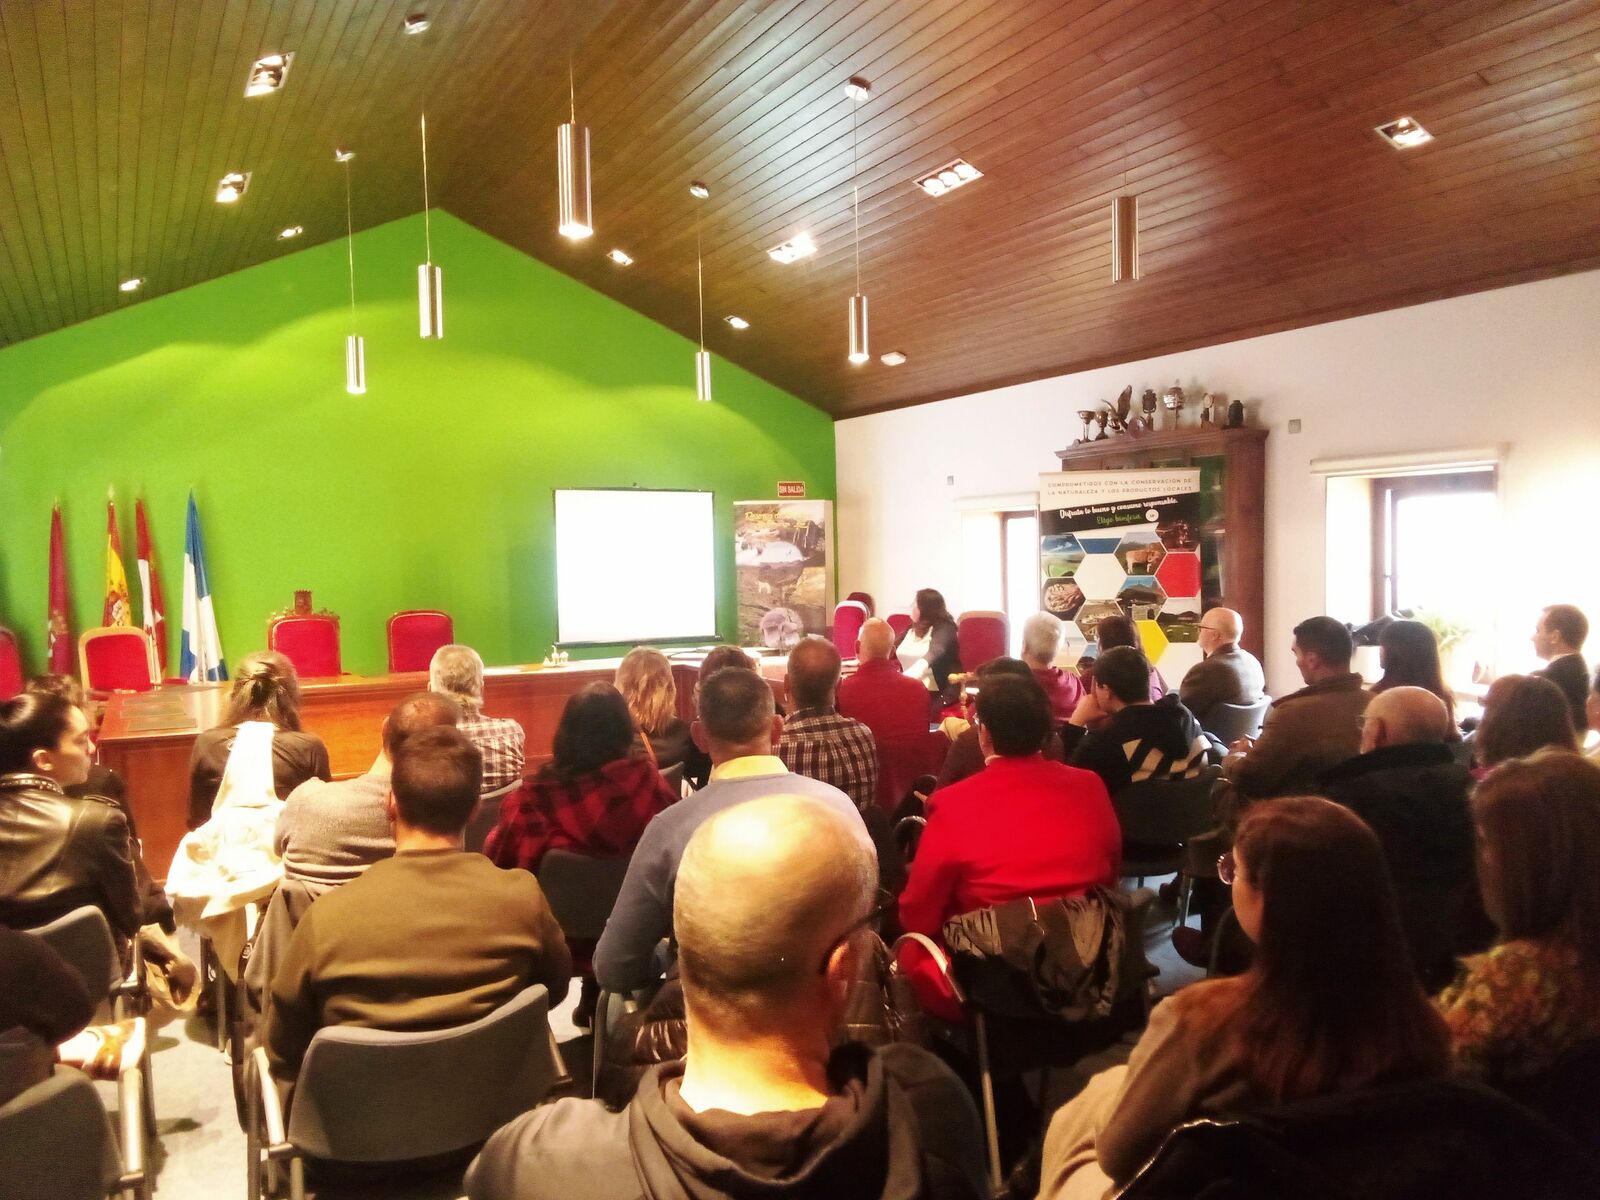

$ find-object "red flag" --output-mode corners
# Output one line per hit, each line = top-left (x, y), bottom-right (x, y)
(104, 497), (132, 627)
(47, 505), (73, 673)
(135, 499), (168, 669)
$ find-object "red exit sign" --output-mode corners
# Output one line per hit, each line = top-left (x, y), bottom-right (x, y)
(777, 481), (806, 498)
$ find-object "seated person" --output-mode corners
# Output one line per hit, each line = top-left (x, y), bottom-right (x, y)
(1472, 674), (1578, 775)
(0, 693), (141, 939)
(776, 636), (879, 811)
(1069, 647), (1211, 796)
(276, 691), (461, 887)
(1040, 796), (1450, 1198)
(1532, 603), (1589, 734)
(615, 647), (694, 774)
(935, 657), (1066, 790)
(429, 644), (526, 792)
(188, 650), (331, 828)
(593, 668), (871, 995)
(897, 589), (962, 706)
(1021, 611), (1083, 722)
(678, 644), (766, 790)
(467, 795), (988, 1200)
(1317, 686), (1481, 992)
(1372, 619), (1457, 731)
(899, 674), (1120, 1022)
(262, 726), (571, 1082)
(1437, 751), (1600, 1083)
(838, 617), (932, 742)
(1177, 607), (1264, 724)
(1073, 614), (1169, 724)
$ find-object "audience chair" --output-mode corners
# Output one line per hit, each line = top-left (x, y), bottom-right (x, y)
(1493, 1037), (1600, 1152)
(79, 628), (160, 694)
(266, 612), (342, 679)
(886, 612), (913, 642)
(660, 761), (686, 798)
(244, 983), (566, 1200)
(0, 1043), (149, 1200)
(463, 780), (521, 855)
(0, 625), (22, 699)
(956, 611), (1008, 672)
(1112, 768), (1221, 922)
(385, 609), (454, 674)
(1200, 696), (1270, 744)
(876, 729), (949, 809)
(830, 600), (870, 658)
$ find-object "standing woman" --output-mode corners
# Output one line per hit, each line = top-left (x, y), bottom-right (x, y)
(614, 647), (693, 775)
(897, 588), (961, 711)
(1374, 618), (1458, 731)
(187, 651), (331, 829)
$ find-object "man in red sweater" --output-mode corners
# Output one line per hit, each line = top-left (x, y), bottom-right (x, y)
(838, 617), (933, 742)
(897, 673), (1121, 1023)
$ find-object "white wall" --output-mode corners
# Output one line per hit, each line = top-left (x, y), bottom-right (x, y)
(836, 270), (1600, 697)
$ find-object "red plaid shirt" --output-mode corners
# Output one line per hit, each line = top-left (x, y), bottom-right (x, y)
(483, 756), (678, 873)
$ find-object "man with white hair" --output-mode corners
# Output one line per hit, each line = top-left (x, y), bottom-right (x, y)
(837, 617), (931, 743)
(1176, 607), (1264, 724)
(428, 644), (525, 792)
(467, 795), (987, 1200)
(1020, 611), (1082, 721)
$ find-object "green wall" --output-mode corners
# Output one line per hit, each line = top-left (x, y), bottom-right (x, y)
(0, 212), (836, 676)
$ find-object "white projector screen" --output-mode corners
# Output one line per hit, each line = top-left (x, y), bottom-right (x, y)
(554, 489), (718, 644)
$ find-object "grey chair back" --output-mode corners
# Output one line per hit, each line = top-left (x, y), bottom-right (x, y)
(537, 850), (632, 941)
(285, 983), (563, 1162)
(0, 1067), (124, 1200)
(660, 761), (685, 796)
(1113, 771), (1220, 848)
(464, 780), (521, 854)
(1201, 697), (1270, 744)
(29, 905), (120, 996)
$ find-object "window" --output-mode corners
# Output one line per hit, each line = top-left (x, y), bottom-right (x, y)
(1371, 469), (1497, 623)
(1001, 511), (1039, 656)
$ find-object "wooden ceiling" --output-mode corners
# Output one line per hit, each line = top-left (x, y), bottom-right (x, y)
(2, 1), (1597, 418)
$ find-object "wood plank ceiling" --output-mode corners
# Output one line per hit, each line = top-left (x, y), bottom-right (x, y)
(1, 1), (1597, 418)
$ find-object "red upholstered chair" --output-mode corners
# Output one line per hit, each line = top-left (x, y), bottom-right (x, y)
(79, 627), (160, 693)
(886, 613), (913, 642)
(876, 729), (951, 809)
(830, 601), (869, 658)
(0, 626), (23, 700)
(268, 614), (342, 678)
(957, 610), (1009, 672)
(387, 610), (454, 674)
(845, 591), (875, 616)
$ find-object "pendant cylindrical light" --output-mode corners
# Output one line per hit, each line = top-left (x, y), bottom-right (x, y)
(691, 181), (711, 402)
(1112, 193), (1139, 283)
(345, 334), (367, 395)
(848, 292), (869, 364)
(337, 147), (366, 394)
(695, 350), (712, 403)
(417, 113), (444, 338)
(557, 63), (593, 240)
(846, 77), (870, 365)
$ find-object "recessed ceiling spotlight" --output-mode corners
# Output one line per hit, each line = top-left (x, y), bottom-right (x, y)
(215, 171), (252, 203)
(688, 180), (711, 199)
(880, 350), (906, 366)
(606, 248), (633, 266)
(278, 225), (304, 240)
(724, 315), (750, 330)
(767, 232), (817, 264)
(1375, 116), (1433, 149)
(403, 12), (431, 35)
(844, 76), (871, 103)
(118, 277), (143, 293)
(244, 52), (293, 98)
(915, 157), (982, 196)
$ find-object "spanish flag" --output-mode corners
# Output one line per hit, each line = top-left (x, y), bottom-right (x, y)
(104, 494), (132, 627)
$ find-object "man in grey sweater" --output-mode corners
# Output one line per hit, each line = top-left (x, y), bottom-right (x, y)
(592, 668), (872, 995)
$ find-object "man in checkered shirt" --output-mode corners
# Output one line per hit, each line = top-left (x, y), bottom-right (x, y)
(428, 644), (526, 792)
(777, 636), (879, 811)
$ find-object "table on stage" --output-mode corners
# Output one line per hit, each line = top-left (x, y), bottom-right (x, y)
(97, 655), (791, 882)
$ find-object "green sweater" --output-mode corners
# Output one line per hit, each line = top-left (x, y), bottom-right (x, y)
(264, 848), (572, 1079)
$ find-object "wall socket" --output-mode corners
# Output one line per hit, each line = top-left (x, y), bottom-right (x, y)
(1288, 419), (1302, 434)
(946, 475), (955, 485)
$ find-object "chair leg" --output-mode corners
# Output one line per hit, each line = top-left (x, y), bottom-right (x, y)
(591, 989), (610, 1099)
(973, 1011), (1003, 1195)
(288, 1155), (305, 1200)
(1177, 874), (1194, 926)
(245, 1058), (263, 1200)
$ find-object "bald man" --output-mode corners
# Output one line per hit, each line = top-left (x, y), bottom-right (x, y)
(1317, 686), (1484, 991)
(838, 618), (934, 743)
(776, 636), (880, 811)
(468, 796), (987, 1200)
(1176, 607), (1264, 724)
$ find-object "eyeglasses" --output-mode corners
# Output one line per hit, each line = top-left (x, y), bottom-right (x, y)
(819, 899), (888, 974)
(1217, 851), (1238, 885)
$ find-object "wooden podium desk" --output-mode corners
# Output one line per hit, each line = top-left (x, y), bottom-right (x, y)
(97, 655), (790, 881)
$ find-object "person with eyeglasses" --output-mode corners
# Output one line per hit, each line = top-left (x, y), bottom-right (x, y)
(468, 795), (989, 1200)
(1176, 606), (1264, 725)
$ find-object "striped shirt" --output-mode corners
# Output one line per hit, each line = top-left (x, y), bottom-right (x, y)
(777, 707), (880, 811)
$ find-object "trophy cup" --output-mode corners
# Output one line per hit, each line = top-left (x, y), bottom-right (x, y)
(1140, 388), (1159, 431)
(1200, 391), (1217, 426)
(1162, 380), (1186, 428)
(1093, 409), (1110, 440)
(1075, 409), (1096, 444)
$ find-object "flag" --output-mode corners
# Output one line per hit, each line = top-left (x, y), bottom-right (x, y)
(179, 492), (227, 682)
(103, 496), (133, 627)
(135, 499), (168, 670)
(47, 505), (73, 673)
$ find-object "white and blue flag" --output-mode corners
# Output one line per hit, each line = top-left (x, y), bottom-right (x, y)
(179, 492), (228, 682)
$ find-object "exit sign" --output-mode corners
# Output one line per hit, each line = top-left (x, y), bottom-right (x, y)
(777, 481), (806, 498)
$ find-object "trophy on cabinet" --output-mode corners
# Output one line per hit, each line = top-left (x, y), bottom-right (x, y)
(1225, 396), (1246, 428)
(1093, 408), (1110, 440)
(1075, 409), (1096, 444)
(1140, 388), (1159, 431)
(1162, 380), (1186, 428)
(1200, 392), (1218, 427)
(1107, 387), (1133, 436)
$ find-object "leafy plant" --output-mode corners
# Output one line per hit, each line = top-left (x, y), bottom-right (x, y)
(1411, 608), (1474, 653)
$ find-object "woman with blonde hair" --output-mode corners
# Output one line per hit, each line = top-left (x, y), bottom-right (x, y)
(614, 646), (693, 774)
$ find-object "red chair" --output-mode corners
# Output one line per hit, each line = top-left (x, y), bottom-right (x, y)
(957, 610), (1008, 672)
(886, 613), (913, 642)
(876, 729), (950, 809)
(0, 626), (23, 699)
(79, 627), (160, 693)
(387, 610), (454, 673)
(830, 601), (869, 658)
(845, 591), (875, 616)
(268, 613), (342, 678)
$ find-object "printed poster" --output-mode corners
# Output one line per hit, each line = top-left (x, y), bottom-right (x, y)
(734, 500), (833, 649)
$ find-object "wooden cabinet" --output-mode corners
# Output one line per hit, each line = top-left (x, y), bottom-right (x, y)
(1054, 426), (1268, 661)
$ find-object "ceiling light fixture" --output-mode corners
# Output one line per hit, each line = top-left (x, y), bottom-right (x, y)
(767, 232), (816, 264)
(118, 277), (143, 293)
(846, 76), (870, 365)
(417, 112), (443, 338)
(244, 52), (293, 98)
(337, 148), (365, 395)
(880, 350), (906, 366)
(915, 157), (982, 197)
(692, 182), (712, 403)
(724, 315), (749, 330)
(1112, 194), (1139, 283)
(1375, 116), (1433, 149)
(557, 60), (593, 240)
(688, 181), (710, 200)
(403, 12), (431, 35)
(278, 225), (303, 240)
(606, 248), (633, 266)
(215, 171), (251, 203)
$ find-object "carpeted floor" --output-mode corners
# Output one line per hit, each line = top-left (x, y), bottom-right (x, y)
(121, 882), (1204, 1198)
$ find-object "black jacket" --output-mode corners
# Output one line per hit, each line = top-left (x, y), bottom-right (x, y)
(1535, 653), (1589, 735)
(1317, 742), (1488, 992)
(467, 1042), (987, 1200)
(187, 724), (331, 828)
(70, 764), (172, 931)
(1070, 699), (1212, 796)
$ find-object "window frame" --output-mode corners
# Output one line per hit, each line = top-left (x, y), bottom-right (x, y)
(1369, 468), (1497, 619)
